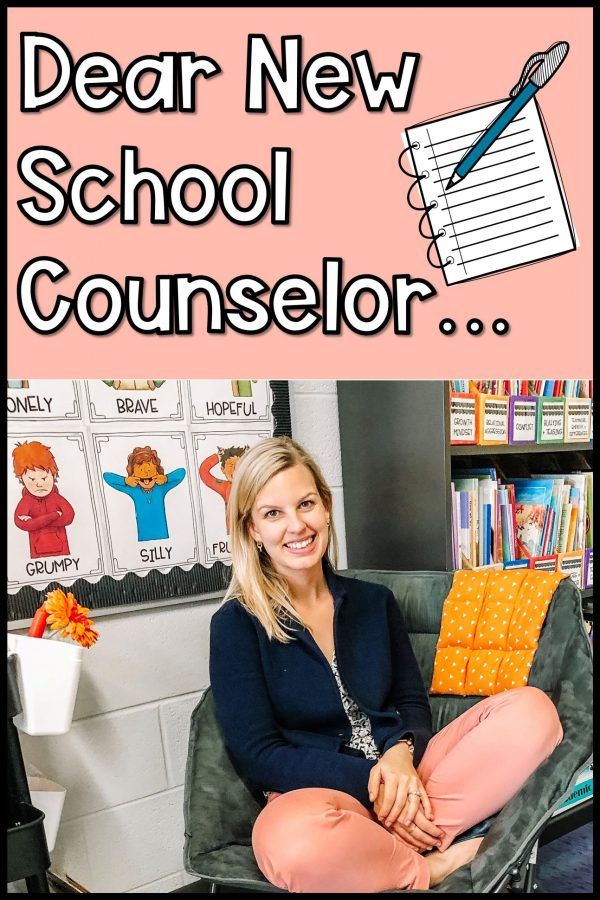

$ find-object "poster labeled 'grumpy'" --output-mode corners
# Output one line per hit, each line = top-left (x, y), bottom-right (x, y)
(8, 432), (104, 588)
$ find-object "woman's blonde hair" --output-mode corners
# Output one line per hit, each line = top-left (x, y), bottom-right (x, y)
(224, 436), (339, 642)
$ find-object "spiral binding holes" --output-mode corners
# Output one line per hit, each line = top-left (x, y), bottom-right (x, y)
(400, 143), (454, 268)
(427, 238), (454, 270)
(407, 172), (430, 210)
(419, 202), (439, 239)
(398, 143), (419, 177)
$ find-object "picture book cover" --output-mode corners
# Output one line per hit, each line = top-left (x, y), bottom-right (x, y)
(512, 479), (554, 558)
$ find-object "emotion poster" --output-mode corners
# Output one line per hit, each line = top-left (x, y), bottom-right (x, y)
(93, 431), (200, 576)
(7, 432), (104, 589)
(193, 431), (271, 563)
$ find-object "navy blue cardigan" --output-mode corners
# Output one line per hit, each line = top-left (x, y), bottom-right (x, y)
(209, 569), (433, 808)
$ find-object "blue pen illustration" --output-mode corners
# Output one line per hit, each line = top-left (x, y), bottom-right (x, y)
(446, 43), (569, 190)
(103, 445), (186, 541)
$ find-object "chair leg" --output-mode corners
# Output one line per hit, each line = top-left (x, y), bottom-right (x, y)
(523, 840), (539, 893)
(209, 884), (219, 894)
(507, 840), (539, 893)
(25, 873), (50, 893)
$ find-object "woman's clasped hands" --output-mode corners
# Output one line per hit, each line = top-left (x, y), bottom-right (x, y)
(368, 743), (444, 851)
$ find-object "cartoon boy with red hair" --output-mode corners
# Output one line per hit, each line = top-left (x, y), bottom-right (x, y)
(13, 441), (75, 558)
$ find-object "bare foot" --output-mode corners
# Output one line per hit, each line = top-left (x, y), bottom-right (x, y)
(424, 837), (484, 886)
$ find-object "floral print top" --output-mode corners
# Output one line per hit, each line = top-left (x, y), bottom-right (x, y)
(330, 653), (380, 760)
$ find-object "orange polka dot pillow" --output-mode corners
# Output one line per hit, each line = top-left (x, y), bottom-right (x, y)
(430, 569), (567, 696)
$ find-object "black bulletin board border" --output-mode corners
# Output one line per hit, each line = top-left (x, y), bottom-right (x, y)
(7, 380), (292, 623)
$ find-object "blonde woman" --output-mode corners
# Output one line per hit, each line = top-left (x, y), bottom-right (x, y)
(209, 437), (562, 892)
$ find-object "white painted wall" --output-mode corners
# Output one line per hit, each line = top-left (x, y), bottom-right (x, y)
(12, 381), (346, 893)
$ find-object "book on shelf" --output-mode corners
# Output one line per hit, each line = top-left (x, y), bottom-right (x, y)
(585, 477), (593, 548)
(584, 548), (593, 589)
(504, 559), (529, 570)
(450, 469), (593, 584)
(512, 478), (554, 558)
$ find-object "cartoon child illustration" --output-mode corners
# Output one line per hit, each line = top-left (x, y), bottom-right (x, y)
(13, 441), (75, 558)
(231, 380), (257, 397)
(102, 380), (165, 390)
(7, 380), (30, 389)
(103, 446), (185, 541)
(199, 445), (249, 533)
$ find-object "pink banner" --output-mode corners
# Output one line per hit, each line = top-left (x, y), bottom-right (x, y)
(7, 7), (593, 377)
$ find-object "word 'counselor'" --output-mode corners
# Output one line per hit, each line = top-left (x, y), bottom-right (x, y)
(17, 258), (435, 336)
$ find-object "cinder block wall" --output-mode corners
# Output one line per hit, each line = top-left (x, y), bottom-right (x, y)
(15, 381), (346, 894)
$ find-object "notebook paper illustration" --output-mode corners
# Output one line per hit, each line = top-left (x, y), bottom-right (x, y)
(403, 99), (576, 285)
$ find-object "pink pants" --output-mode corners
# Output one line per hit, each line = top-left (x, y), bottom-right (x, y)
(252, 686), (563, 893)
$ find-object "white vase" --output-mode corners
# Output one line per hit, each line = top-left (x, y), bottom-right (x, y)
(7, 634), (83, 735)
(27, 776), (66, 853)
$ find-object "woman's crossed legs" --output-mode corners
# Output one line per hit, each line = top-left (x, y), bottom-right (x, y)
(252, 686), (563, 892)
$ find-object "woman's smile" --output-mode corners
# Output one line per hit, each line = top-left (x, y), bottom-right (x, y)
(283, 534), (317, 553)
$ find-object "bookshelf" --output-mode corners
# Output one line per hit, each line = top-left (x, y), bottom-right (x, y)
(450, 442), (593, 457)
(337, 381), (593, 614)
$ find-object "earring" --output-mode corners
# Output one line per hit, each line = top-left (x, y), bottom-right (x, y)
(257, 542), (263, 552)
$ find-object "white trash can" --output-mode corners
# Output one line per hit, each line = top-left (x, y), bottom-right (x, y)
(7, 634), (83, 735)
(27, 776), (67, 853)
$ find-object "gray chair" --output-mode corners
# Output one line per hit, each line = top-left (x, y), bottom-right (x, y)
(183, 570), (593, 892)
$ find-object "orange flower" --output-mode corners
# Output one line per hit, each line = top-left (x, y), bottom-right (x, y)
(43, 588), (99, 648)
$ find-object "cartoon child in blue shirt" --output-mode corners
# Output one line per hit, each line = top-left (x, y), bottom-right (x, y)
(103, 446), (185, 541)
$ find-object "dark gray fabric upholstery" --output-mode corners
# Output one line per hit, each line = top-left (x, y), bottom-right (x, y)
(183, 570), (593, 893)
